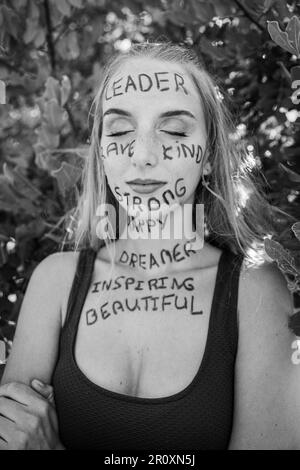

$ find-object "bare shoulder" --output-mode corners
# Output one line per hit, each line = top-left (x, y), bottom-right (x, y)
(228, 259), (298, 449)
(32, 250), (80, 300)
(41, 251), (81, 326)
(237, 259), (293, 333)
(229, 263), (300, 450)
(1, 250), (81, 386)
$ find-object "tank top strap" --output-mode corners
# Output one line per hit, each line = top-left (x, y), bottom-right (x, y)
(61, 248), (97, 341)
(209, 248), (244, 358)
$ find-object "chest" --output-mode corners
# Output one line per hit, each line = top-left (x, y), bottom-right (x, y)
(68, 264), (219, 399)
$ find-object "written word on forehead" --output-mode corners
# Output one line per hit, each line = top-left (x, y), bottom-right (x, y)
(104, 71), (189, 101)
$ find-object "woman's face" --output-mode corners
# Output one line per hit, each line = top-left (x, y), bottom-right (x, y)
(100, 57), (207, 218)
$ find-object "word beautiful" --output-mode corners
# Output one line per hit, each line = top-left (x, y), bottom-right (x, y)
(101, 140), (203, 164)
(119, 242), (196, 270)
(86, 274), (203, 324)
(104, 71), (189, 101)
(115, 178), (186, 211)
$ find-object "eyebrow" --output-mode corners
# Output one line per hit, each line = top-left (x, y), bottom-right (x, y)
(102, 108), (196, 120)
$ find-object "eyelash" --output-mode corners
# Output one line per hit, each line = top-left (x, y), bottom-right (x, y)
(106, 131), (134, 137)
(106, 131), (188, 137)
(160, 131), (188, 137)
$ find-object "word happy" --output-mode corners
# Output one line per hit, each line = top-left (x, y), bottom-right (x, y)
(104, 72), (189, 101)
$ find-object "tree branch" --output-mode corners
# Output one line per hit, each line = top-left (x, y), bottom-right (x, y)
(233, 0), (265, 33)
(44, 0), (57, 75)
(43, 0), (79, 135)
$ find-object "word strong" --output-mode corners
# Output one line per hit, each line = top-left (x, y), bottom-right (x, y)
(105, 72), (189, 100)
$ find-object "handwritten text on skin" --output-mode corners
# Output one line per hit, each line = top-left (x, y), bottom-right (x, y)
(101, 141), (203, 164)
(114, 178), (186, 211)
(85, 274), (203, 324)
(104, 72), (189, 101)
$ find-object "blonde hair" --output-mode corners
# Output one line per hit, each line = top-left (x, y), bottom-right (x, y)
(62, 41), (287, 267)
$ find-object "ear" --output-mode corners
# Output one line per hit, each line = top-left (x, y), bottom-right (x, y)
(203, 161), (212, 175)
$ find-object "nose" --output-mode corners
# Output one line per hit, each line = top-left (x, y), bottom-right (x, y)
(130, 132), (158, 169)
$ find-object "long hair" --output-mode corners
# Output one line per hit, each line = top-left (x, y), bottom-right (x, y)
(64, 41), (283, 267)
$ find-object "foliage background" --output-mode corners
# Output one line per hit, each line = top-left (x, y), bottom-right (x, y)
(0, 0), (300, 367)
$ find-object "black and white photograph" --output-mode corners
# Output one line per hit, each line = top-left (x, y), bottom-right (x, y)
(0, 0), (300, 453)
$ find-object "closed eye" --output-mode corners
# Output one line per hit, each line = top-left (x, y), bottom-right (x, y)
(160, 130), (188, 137)
(106, 131), (134, 137)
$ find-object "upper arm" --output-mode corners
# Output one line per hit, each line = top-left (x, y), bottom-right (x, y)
(1, 252), (72, 387)
(228, 261), (299, 450)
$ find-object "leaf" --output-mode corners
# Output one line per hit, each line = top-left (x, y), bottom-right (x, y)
(263, 0), (275, 13)
(1, 6), (20, 40)
(279, 163), (300, 182)
(44, 77), (61, 103)
(0, 79), (5, 105)
(146, 6), (167, 27)
(39, 125), (60, 149)
(68, 0), (83, 8)
(2, 164), (43, 200)
(286, 16), (300, 57)
(11, 0), (27, 9)
(23, 18), (38, 44)
(190, 0), (215, 22)
(45, 99), (65, 130)
(28, 0), (40, 20)
(67, 31), (80, 59)
(61, 75), (72, 106)
(278, 61), (291, 82)
(51, 162), (82, 196)
(34, 28), (46, 48)
(213, 0), (234, 17)
(15, 220), (46, 241)
(267, 20), (297, 56)
(56, 0), (71, 16)
(292, 222), (300, 242)
(0, 340), (5, 363)
(264, 238), (299, 276)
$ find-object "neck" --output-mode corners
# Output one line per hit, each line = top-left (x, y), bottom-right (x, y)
(117, 202), (204, 274)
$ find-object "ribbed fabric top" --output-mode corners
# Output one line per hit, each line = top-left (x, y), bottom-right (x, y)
(52, 247), (244, 450)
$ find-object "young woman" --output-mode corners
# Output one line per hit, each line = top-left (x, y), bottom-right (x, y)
(0, 42), (298, 450)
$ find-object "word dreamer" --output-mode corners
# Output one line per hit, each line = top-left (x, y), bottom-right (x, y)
(104, 72), (189, 101)
(118, 242), (197, 270)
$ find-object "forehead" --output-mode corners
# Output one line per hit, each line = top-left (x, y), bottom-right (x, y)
(102, 57), (202, 115)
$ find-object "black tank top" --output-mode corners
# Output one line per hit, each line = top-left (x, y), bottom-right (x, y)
(52, 247), (244, 450)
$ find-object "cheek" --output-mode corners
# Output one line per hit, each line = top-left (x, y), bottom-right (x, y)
(162, 141), (203, 184)
(101, 138), (135, 161)
(160, 140), (205, 166)
(101, 140), (130, 179)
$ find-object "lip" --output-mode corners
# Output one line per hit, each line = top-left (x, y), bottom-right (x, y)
(126, 179), (167, 194)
